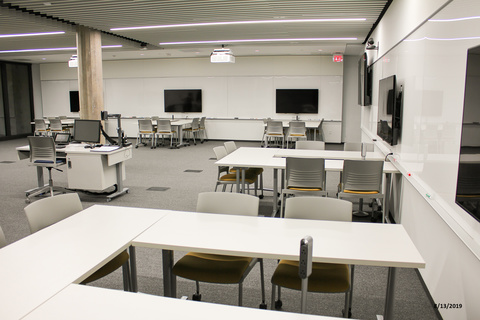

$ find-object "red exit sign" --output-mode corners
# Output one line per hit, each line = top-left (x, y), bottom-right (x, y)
(333, 54), (343, 62)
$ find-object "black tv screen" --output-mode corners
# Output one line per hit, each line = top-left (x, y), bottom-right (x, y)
(358, 53), (372, 106)
(70, 91), (80, 112)
(164, 89), (202, 113)
(275, 89), (319, 114)
(377, 75), (402, 145)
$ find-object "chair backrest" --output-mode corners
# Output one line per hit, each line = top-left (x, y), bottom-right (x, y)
(286, 157), (325, 189)
(266, 121), (283, 135)
(28, 136), (56, 164)
(24, 193), (83, 233)
(213, 146), (228, 160)
(190, 118), (200, 130)
(316, 119), (325, 141)
(196, 192), (259, 216)
(138, 119), (154, 132)
(200, 117), (206, 128)
(224, 141), (237, 154)
(49, 118), (63, 131)
(288, 121), (306, 135)
(157, 119), (173, 133)
(34, 119), (48, 132)
(342, 160), (383, 192)
(284, 196), (352, 222)
(0, 225), (7, 248)
(295, 141), (325, 150)
(343, 142), (374, 152)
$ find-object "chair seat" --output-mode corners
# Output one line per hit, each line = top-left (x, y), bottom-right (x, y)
(173, 252), (253, 283)
(219, 172), (257, 184)
(342, 189), (379, 194)
(81, 250), (130, 284)
(271, 259), (350, 293)
(288, 187), (322, 191)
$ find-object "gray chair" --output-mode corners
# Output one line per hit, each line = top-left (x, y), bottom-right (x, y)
(286, 121), (307, 148)
(135, 119), (155, 149)
(280, 157), (327, 218)
(24, 193), (133, 290)
(315, 118), (325, 141)
(172, 192), (266, 308)
(34, 119), (50, 136)
(213, 146), (261, 195)
(295, 140), (325, 150)
(224, 141), (237, 154)
(265, 121), (284, 148)
(49, 118), (65, 136)
(337, 160), (385, 222)
(271, 196), (353, 317)
(155, 119), (177, 148)
(26, 136), (66, 202)
(199, 116), (207, 141)
(184, 118), (201, 145)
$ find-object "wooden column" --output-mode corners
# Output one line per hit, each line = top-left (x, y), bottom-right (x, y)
(76, 25), (104, 121)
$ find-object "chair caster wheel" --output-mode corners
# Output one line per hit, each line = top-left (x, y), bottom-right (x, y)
(259, 303), (267, 309)
(275, 299), (283, 310)
(192, 293), (201, 301)
(259, 195), (264, 199)
(342, 308), (352, 318)
(135, 146), (138, 149)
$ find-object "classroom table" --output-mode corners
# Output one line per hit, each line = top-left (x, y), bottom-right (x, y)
(152, 119), (193, 148)
(132, 210), (425, 320)
(0, 205), (166, 320)
(23, 284), (344, 320)
(215, 147), (398, 217)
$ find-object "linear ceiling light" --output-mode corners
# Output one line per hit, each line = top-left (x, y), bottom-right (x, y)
(0, 45), (122, 54)
(429, 16), (480, 22)
(111, 18), (366, 31)
(160, 38), (357, 45)
(0, 31), (65, 38)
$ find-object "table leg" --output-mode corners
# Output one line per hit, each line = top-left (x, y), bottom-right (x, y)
(272, 169), (278, 216)
(162, 249), (176, 298)
(383, 267), (397, 320)
(107, 162), (129, 202)
(129, 246), (138, 292)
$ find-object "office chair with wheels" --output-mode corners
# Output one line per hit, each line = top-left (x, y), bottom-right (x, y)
(280, 157), (327, 218)
(135, 119), (156, 149)
(265, 121), (284, 148)
(25, 136), (67, 203)
(271, 196), (353, 317)
(24, 193), (133, 290)
(337, 160), (384, 222)
(295, 141), (325, 150)
(155, 119), (177, 148)
(34, 119), (50, 136)
(173, 192), (267, 308)
(286, 121), (307, 148)
(184, 118), (201, 145)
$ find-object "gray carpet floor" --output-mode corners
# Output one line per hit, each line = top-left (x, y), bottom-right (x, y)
(0, 137), (440, 320)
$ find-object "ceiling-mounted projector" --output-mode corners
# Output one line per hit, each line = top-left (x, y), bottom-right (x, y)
(210, 48), (235, 63)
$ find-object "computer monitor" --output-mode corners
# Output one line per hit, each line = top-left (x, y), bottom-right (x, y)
(73, 119), (101, 144)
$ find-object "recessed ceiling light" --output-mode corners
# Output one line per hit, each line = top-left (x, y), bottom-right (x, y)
(111, 18), (366, 31)
(0, 31), (65, 38)
(160, 38), (357, 45)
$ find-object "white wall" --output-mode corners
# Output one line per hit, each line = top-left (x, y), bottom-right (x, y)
(362, 0), (480, 318)
(38, 56), (344, 141)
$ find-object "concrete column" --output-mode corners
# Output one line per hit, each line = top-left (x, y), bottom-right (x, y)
(76, 25), (104, 121)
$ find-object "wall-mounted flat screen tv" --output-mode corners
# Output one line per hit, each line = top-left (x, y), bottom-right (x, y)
(358, 52), (372, 106)
(164, 89), (202, 113)
(377, 75), (402, 145)
(275, 89), (319, 114)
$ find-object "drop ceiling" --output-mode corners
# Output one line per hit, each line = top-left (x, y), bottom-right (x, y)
(0, 0), (389, 64)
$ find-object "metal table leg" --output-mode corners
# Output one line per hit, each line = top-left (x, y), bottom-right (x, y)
(162, 249), (176, 298)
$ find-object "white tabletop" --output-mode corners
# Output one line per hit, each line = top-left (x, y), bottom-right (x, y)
(133, 211), (425, 268)
(215, 147), (398, 173)
(273, 149), (385, 161)
(0, 205), (166, 320)
(24, 284), (343, 320)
